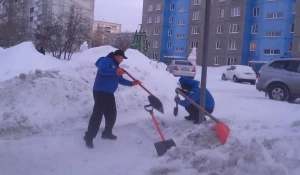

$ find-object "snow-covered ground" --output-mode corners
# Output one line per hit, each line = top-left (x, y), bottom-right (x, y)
(0, 42), (300, 175)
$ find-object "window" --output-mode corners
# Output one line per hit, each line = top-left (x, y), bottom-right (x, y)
(229, 24), (239, 33)
(265, 31), (281, 37)
(154, 15), (160, 23)
(218, 9), (224, 18)
(227, 58), (235, 65)
(228, 41), (237, 50)
(156, 3), (161, 10)
(216, 41), (221, 49)
(269, 60), (288, 69)
(214, 57), (219, 65)
(153, 41), (158, 48)
(194, 0), (201, 5)
(251, 25), (258, 34)
(178, 8), (186, 12)
(292, 4), (296, 14)
(37, 15), (42, 21)
(168, 29), (172, 36)
(231, 7), (241, 17)
(250, 42), (256, 51)
(170, 4), (175, 10)
(167, 42), (172, 48)
(264, 49), (280, 55)
(286, 61), (300, 73)
(176, 34), (185, 38)
(192, 26), (200, 34)
(147, 17), (152, 23)
(148, 5), (153, 12)
(146, 29), (151, 36)
(192, 12), (200, 20)
(291, 23), (294, 33)
(253, 8), (259, 17)
(177, 21), (185, 25)
(266, 12), (283, 19)
(152, 53), (158, 60)
(154, 28), (159, 35)
(217, 25), (223, 34)
(175, 47), (184, 52)
(169, 16), (173, 23)
(29, 17), (33, 22)
(191, 41), (199, 48)
(289, 42), (293, 52)
(30, 7), (34, 13)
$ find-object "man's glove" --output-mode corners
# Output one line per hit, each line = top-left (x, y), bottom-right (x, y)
(116, 68), (125, 76)
(132, 80), (141, 86)
(174, 96), (180, 102)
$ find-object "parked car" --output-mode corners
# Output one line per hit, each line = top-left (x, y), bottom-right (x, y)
(221, 65), (257, 85)
(256, 58), (300, 102)
(166, 60), (196, 78)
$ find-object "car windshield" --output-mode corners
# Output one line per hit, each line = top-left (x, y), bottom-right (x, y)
(175, 61), (193, 66)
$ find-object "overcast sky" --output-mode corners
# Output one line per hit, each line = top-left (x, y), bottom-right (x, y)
(94, 0), (143, 32)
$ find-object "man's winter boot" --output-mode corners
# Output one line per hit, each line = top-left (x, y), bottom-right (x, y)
(101, 132), (117, 140)
(184, 116), (194, 121)
(83, 136), (94, 148)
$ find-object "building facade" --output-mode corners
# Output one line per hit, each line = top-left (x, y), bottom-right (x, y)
(242, 0), (296, 66)
(142, 0), (299, 66)
(142, 0), (164, 60)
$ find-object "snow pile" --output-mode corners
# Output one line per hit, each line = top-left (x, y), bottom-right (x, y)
(0, 42), (179, 138)
(148, 122), (290, 175)
(0, 42), (63, 82)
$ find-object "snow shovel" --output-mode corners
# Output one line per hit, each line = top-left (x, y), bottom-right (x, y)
(124, 71), (164, 114)
(173, 93), (179, 117)
(175, 88), (230, 145)
(144, 104), (176, 157)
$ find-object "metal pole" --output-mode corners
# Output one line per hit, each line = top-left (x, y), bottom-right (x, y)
(199, 0), (211, 124)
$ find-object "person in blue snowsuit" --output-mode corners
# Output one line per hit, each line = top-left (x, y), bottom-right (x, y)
(175, 77), (215, 124)
(84, 50), (141, 148)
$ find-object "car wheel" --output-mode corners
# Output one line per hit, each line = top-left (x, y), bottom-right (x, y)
(268, 84), (289, 101)
(250, 81), (255, 85)
(233, 76), (239, 83)
(287, 96), (298, 103)
(221, 74), (226, 81)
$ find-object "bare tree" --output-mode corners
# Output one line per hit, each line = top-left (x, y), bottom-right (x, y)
(34, 5), (91, 60)
(107, 31), (134, 51)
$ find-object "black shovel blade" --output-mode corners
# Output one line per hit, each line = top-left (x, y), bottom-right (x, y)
(173, 107), (178, 116)
(148, 95), (164, 114)
(154, 139), (176, 157)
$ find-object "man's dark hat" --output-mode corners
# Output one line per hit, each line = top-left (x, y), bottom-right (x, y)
(114, 50), (128, 59)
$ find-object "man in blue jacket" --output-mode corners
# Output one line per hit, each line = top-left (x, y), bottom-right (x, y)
(175, 77), (215, 124)
(84, 50), (141, 148)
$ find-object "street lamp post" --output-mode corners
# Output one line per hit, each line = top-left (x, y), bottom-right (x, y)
(199, 0), (211, 124)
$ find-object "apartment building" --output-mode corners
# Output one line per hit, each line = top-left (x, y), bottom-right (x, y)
(242, 0), (296, 66)
(142, 0), (299, 66)
(92, 20), (121, 46)
(142, 0), (164, 60)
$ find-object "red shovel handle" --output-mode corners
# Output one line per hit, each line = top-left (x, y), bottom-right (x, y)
(151, 113), (165, 141)
(125, 71), (153, 95)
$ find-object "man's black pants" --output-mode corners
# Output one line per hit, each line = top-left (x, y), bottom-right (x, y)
(85, 91), (116, 140)
(185, 104), (213, 122)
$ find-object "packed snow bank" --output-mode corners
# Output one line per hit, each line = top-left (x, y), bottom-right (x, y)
(0, 42), (63, 82)
(0, 42), (179, 138)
